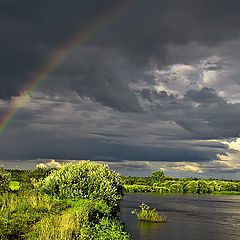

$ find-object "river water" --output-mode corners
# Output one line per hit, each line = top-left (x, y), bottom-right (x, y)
(120, 193), (240, 240)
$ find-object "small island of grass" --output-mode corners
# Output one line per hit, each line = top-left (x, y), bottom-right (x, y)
(131, 202), (167, 223)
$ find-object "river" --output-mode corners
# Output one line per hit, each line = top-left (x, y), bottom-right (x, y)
(120, 193), (240, 240)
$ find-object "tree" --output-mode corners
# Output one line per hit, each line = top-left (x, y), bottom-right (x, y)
(149, 170), (165, 185)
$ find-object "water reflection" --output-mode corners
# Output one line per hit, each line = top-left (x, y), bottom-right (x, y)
(138, 221), (165, 239)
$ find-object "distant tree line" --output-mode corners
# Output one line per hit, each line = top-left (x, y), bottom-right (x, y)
(122, 171), (240, 194)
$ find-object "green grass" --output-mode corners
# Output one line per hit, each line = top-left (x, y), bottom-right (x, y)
(131, 203), (167, 223)
(214, 191), (240, 195)
(0, 192), (131, 240)
(9, 181), (20, 191)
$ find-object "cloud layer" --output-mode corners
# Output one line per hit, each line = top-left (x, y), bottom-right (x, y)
(1, 0), (240, 177)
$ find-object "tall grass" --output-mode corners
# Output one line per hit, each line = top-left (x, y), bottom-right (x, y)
(0, 192), (130, 240)
(27, 208), (90, 240)
(0, 192), (68, 239)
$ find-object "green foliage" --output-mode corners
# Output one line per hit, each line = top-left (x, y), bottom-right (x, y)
(0, 192), (130, 240)
(214, 191), (240, 195)
(28, 207), (91, 240)
(185, 181), (198, 193)
(153, 186), (170, 193)
(123, 184), (152, 193)
(0, 192), (68, 239)
(0, 161), (130, 239)
(93, 218), (130, 240)
(169, 183), (184, 193)
(35, 161), (123, 207)
(123, 171), (240, 195)
(0, 168), (11, 192)
(131, 203), (167, 223)
(149, 171), (165, 185)
(9, 181), (20, 191)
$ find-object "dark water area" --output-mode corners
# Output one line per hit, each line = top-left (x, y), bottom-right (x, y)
(120, 193), (240, 240)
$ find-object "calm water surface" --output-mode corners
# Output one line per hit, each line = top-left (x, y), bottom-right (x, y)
(120, 193), (240, 240)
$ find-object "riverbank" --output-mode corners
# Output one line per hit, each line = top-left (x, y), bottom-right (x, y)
(0, 162), (131, 240)
(123, 184), (240, 195)
(122, 170), (240, 194)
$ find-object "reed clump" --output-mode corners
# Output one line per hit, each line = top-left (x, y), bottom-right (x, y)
(131, 202), (167, 223)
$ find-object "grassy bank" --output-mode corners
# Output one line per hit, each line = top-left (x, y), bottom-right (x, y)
(0, 192), (130, 240)
(213, 191), (240, 195)
(0, 162), (130, 240)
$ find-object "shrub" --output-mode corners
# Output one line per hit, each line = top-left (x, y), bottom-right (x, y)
(123, 184), (152, 193)
(169, 183), (183, 193)
(184, 181), (199, 193)
(35, 161), (123, 207)
(92, 218), (131, 240)
(153, 186), (170, 193)
(131, 203), (167, 223)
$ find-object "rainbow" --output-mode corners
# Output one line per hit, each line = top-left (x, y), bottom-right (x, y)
(0, 0), (140, 136)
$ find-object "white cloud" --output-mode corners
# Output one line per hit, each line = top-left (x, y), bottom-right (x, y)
(170, 162), (203, 173)
(36, 159), (62, 169)
(216, 138), (240, 171)
(150, 55), (228, 100)
(158, 161), (203, 173)
(222, 138), (240, 151)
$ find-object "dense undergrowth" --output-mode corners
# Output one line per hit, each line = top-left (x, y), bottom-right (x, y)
(0, 162), (130, 240)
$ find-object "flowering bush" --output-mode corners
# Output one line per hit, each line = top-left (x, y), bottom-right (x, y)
(35, 161), (123, 207)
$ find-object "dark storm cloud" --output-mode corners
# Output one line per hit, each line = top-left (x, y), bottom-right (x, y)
(184, 88), (225, 104)
(0, 127), (217, 163)
(1, 0), (240, 107)
(138, 87), (240, 139)
(1, 0), (240, 176)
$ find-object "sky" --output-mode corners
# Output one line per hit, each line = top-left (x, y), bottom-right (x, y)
(1, 0), (240, 178)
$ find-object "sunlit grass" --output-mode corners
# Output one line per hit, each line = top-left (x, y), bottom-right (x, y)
(214, 191), (240, 195)
(0, 192), (131, 239)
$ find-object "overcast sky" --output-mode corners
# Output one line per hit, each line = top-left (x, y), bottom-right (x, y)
(1, 0), (240, 178)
